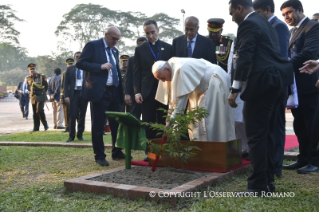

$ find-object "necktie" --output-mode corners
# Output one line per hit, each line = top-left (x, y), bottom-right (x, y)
(106, 47), (119, 87)
(187, 40), (193, 57)
(290, 27), (297, 40)
(76, 68), (82, 90)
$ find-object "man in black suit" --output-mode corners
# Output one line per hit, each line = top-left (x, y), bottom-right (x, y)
(312, 13), (319, 22)
(64, 52), (88, 142)
(17, 77), (30, 120)
(228, 0), (293, 194)
(172, 16), (216, 64)
(281, 0), (319, 174)
(124, 37), (146, 119)
(133, 20), (173, 161)
(76, 26), (125, 166)
(253, 0), (290, 178)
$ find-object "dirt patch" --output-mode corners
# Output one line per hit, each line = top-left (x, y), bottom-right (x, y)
(89, 166), (210, 190)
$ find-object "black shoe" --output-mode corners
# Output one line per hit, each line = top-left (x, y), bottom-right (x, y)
(143, 155), (149, 162)
(103, 132), (107, 135)
(242, 153), (249, 158)
(54, 125), (57, 129)
(63, 129), (69, 133)
(31, 129), (39, 132)
(57, 126), (65, 129)
(112, 151), (128, 160)
(25, 117), (28, 120)
(267, 182), (275, 192)
(95, 159), (109, 166)
(77, 137), (85, 141)
(297, 164), (319, 174)
(44, 125), (49, 131)
(283, 162), (307, 170)
(66, 138), (74, 142)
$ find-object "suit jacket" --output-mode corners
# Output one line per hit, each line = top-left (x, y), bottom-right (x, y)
(64, 65), (79, 100)
(125, 56), (134, 96)
(172, 34), (216, 64)
(270, 16), (289, 58)
(235, 12), (293, 101)
(289, 18), (319, 96)
(48, 75), (61, 101)
(17, 81), (30, 100)
(76, 38), (123, 103)
(133, 40), (173, 100)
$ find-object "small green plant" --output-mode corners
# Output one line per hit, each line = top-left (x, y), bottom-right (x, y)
(143, 107), (209, 169)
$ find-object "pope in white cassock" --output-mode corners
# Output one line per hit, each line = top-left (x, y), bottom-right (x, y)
(152, 57), (236, 142)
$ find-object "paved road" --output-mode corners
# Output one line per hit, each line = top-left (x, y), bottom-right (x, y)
(0, 100), (295, 135)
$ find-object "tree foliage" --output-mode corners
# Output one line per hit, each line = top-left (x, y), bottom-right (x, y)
(55, 4), (183, 55)
(0, 68), (28, 86)
(0, 5), (24, 44)
(0, 42), (28, 72)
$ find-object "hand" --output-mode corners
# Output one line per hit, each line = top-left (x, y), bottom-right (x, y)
(65, 97), (70, 104)
(315, 80), (319, 88)
(26, 91), (30, 94)
(135, 94), (143, 104)
(124, 94), (132, 106)
(299, 60), (319, 75)
(165, 121), (170, 127)
(101, 63), (113, 70)
(60, 99), (63, 104)
(19, 90), (23, 94)
(50, 95), (54, 100)
(228, 93), (238, 108)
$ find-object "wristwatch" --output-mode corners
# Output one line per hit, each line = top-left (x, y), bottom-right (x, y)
(230, 87), (241, 94)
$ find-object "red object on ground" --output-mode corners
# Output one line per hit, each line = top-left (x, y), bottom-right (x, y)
(133, 135), (299, 173)
(105, 125), (110, 132)
(151, 135), (167, 172)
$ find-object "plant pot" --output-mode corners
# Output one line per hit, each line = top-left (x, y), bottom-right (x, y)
(148, 138), (242, 171)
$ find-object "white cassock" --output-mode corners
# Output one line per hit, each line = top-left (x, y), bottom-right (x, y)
(155, 57), (236, 142)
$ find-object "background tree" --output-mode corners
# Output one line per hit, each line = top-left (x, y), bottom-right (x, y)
(0, 42), (28, 72)
(0, 5), (24, 45)
(0, 68), (28, 86)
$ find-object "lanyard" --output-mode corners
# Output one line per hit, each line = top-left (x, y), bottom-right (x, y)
(147, 41), (160, 61)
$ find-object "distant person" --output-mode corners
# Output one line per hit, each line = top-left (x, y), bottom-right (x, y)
(312, 13), (319, 22)
(26, 63), (49, 131)
(64, 52), (88, 142)
(207, 18), (233, 71)
(124, 37), (146, 118)
(133, 20), (173, 161)
(48, 68), (65, 129)
(76, 26), (126, 166)
(119, 54), (129, 112)
(281, 0), (319, 174)
(60, 58), (74, 133)
(172, 16), (216, 64)
(17, 77), (30, 120)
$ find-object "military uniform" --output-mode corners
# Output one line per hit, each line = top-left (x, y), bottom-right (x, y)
(207, 18), (233, 72)
(26, 63), (49, 131)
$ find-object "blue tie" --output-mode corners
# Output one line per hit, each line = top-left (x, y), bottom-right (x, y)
(24, 83), (27, 94)
(187, 40), (193, 57)
(106, 47), (119, 87)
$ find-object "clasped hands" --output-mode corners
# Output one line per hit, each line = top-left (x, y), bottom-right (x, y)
(101, 63), (113, 70)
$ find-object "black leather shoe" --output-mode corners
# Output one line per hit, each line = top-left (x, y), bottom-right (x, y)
(44, 125), (49, 131)
(31, 129), (39, 132)
(297, 164), (319, 174)
(283, 162), (307, 170)
(63, 129), (69, 133)
(267, 182), (275, 192)
(95, 159), (109, 166)
(77, 137), (85, 141)
(56, 126), (65, 129)
(103, 132), (107, 136)
(66, 138), (74, 142)
(242, 153), (249, 158)
(112, 151), (126, 160)
(143, 155), (149, 162)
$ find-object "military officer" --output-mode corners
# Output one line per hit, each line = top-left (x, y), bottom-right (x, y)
(60, 58), (74, 132)
(207, 18), (233, 72)
(120, 55), (129, 112)
(26, 63), (49, 131)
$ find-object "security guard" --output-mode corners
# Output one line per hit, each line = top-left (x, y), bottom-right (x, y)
(207, 18), (233, 72)
(60, 58), (74, 132)
(26, 63), (49, 131)
(119, 55), (129, 112)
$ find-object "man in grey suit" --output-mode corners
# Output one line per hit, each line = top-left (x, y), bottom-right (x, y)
(172, 16), (216, 64)
(253, 0), (290, 178)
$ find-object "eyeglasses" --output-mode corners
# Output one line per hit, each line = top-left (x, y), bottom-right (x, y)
(107, 34), (120, 42)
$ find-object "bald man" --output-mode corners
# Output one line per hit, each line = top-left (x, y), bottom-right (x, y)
(76, 26), (126, 166)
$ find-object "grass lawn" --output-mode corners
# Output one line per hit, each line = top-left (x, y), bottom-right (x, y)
(0, 131), (112, 144)
(1, 144), (319, 211)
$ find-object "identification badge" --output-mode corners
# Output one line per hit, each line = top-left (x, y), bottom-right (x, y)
(76, 79), (82, 86)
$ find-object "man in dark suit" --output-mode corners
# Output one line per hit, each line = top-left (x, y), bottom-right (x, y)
(17, 77), (30, 120)
(133, 20), (173, 161)
(312, 13), (319, 22)
(64, 52), (88, 142)
(124, 37), (146, 119)
(281, 0), (319, 174)
(253, 0), (290, 178)
(172, 16), (216, 64)
(228, 0), (293, 194)
(76, 26), (125, 166)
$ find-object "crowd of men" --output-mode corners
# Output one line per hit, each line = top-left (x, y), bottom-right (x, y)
(15, 0), (319, 196)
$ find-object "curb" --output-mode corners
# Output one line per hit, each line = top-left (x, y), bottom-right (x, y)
(0, 141), (112, 148)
